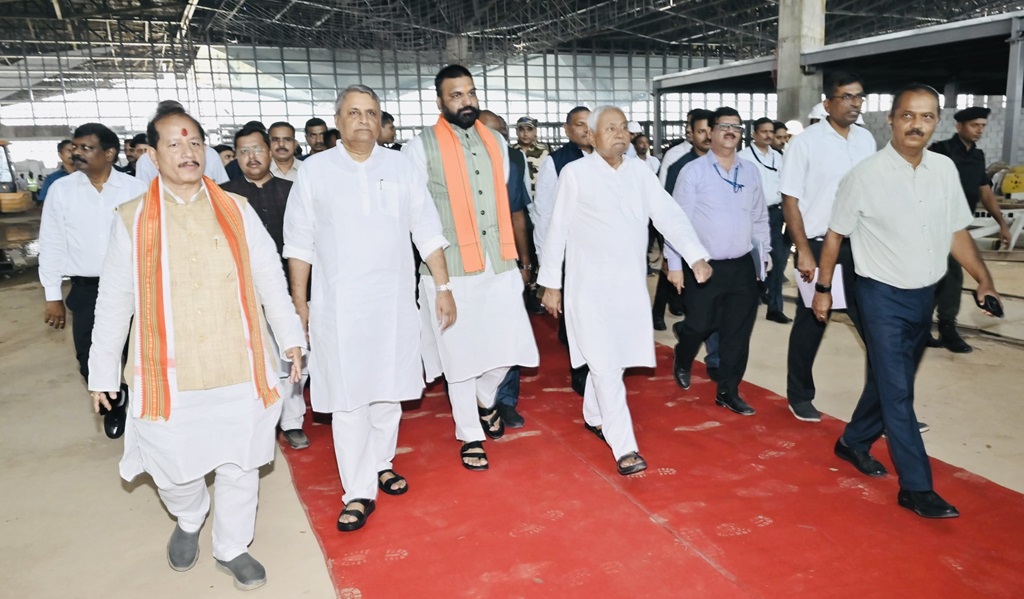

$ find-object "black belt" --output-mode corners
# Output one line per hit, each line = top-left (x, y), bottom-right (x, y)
(69, 276), (100, 285)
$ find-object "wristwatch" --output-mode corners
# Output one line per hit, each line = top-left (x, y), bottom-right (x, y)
(517, 260), (534, 272)
(814, 282), (832, 293)
(436, 282), (453, 293)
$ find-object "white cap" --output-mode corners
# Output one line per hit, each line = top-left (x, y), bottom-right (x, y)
(784, 120), (804, 136)
(807, 102), (828, 121)
(627, 121), (643, 134)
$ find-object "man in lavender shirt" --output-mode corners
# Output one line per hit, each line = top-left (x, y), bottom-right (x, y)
(666, 107), (770, 415)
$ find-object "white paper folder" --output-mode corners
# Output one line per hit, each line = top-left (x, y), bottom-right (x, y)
(795, 265), (847, 310)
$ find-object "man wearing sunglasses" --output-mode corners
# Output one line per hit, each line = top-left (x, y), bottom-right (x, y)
(667, 107), (770, 416)
(740, 117), (788, 324)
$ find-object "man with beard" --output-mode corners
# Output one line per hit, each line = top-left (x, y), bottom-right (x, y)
(812, 84), (1002, 518)
(38, 123), (147, 439)
(403, 65), (539, 470)
(670, 107), (770, 416)
(88, 103), (305, 589)
(221, 122), (311, 451)
(304, 117), (329, 156)
(539, 106), (711, 474)
(780, 72), (877, 423)
(286, 85), (454, 531)
(925, 106), (1012, 353)
(37, 139), (76, 202)
(268, 121), (301, 181)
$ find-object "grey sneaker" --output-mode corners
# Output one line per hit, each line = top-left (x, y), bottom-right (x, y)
(167, 524), (200, 572)
(215, 553), (267, 591)
(282, 428), (310, 450)
(789, 402), (822, 423)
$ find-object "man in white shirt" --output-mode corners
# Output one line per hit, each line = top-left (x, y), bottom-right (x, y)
(284, 85), (454, 532)
(779, 71), (876, 423)
(38, 122), (148, 439)
(658, 109), (698, 189)
(539, 106), (711, 475)
(268, 121), (301, 181)
(633, 133), (660, 173)
(739, 117), (788, 323)
(134, 101), (229, 185)
(811, 84), (1001, 519)
(532, 106), (591, 257)
(88, 104), (305, 589)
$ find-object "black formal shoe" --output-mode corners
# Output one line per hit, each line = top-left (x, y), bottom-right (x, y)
(926, 335), (944, 348)
(937, 320), (972, 353)
(833, 438), (887, 477)
(715, 392), (755, 415)
(653, 315), (667, 331)
(897, 489), (960, 519)
(789, 402), (822, 422)
(496, 403), (525, 429)
(673, 357), (691, 390)
(104, 391), (127, 439)
(765, 310), (793, 324)
(668, 305), (685, 317)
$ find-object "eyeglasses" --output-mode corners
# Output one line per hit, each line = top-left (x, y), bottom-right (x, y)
(830, 93), (867, 103)
(237, 146), (267, 156)
(714, 123), (744, 132)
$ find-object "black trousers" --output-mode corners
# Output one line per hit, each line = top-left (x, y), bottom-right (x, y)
(675, 254), (758, 397)
(786, 237), (863, 406)
(932, 254), (962, 323)
(65, 278), (99, 382)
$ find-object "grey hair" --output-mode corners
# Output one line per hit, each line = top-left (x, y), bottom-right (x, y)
(334, 84), (381, 113)
(586, 105), (626, 131)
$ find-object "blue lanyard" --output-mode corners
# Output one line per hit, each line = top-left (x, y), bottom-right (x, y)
(712, 162), (744, 193)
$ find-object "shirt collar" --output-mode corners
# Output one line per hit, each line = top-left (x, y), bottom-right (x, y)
(159, 176), (207, 204)
(882, 141), (931, 171)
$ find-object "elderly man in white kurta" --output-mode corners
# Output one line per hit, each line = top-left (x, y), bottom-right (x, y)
(284, 85), (454, 532)
(88, 107), (305, 591)
(539, 106), (712, 475)
(403, 65), (539, 471)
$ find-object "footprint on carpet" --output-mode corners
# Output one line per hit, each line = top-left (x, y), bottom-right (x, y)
(543, 509), (565, 521)
(715, 523), (751, 537)
(751, 515), (774, 527)
(510, 523), (545, 537)
(338, 588), (363, 599)
(657, 467), (677, 476)
(384, 549), (408, 561)
(341, 550), (369, 566)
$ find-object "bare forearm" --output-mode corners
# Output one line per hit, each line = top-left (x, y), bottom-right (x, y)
(422, 248), (451, 285)
(979, 186), (1007, 227)
(816, 230), (844, 286)
(511, 211), (531, 267)
(950, 229), (993, 288)
(782, 195), (811, 254)
(287, 258), (311, 304)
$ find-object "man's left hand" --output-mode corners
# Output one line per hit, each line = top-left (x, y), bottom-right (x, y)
(284, 347), (303, 382)
(974, 283), (1003, 317)
(541, 288), (562, 318)
(436, 290), (456, 332)
(998, 224), (1011, 249)
(667, 269), (684, 294)
(811, 291), (832, 323)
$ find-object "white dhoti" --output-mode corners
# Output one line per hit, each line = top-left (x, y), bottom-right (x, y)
(331, 401), (402, 504)
(584, 368), (638, 460)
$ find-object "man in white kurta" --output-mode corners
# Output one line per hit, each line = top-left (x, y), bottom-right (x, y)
(283, 85), (453, 531)
(88, 109), (304, 591)
(403, 66), (539, 470)
(539, 107), (712, 475)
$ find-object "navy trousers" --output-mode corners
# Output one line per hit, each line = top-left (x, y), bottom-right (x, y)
(843, 277), (935, 492)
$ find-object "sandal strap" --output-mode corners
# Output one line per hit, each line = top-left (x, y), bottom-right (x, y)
(340, 499), (373, 519)
(461, 440), (484, 452)
(378, 472), (406, 491)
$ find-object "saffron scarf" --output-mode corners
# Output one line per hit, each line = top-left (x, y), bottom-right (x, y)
(134, 176), (279, 421)
(432, 116), (517, 273)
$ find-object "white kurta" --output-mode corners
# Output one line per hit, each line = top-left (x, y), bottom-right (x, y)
(88, 194), (306, 487)
(282, 144), (449, 413)
(537, 153), (710, 371)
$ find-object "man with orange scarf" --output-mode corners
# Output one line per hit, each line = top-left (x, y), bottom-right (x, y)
(404, 65), (540, 471)
(87, 103), (305, 591)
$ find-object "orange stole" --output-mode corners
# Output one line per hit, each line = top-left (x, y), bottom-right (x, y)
(432, 116), (517, 273)
(135, 177), (279, 421)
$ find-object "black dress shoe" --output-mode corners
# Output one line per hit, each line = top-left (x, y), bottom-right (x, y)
(496, 403), (525, 428)
(715, 392), (755, 415)
(765, 310), (792, 324)
(673, 355), (691, 389)
(834, 438), (887, 477)
(653, 315), (667, 331)
(898, 489), (960, 519)
(926, 335), (943, 348)
(104, 391), (127, 439)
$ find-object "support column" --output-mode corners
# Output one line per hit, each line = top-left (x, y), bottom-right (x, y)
(446, 36), (470, 66)
(775, 0), (825, 123)
(653, 91), (663, 157)
(1002, 17), (1024, 164)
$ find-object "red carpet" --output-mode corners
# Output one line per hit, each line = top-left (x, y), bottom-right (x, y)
(281, 315), (1024, 598)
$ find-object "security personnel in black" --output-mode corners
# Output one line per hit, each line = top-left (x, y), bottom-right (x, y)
(927, 106), (1012, 353)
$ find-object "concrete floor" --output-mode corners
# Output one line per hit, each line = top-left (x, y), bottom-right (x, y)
(1, 254), (1021, 598)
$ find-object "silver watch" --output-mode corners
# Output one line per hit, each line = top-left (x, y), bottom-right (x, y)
(436, 282), (453, 293)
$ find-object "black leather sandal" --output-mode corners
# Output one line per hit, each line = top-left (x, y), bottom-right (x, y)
(377, 469), (409, 496)
(616, 452), (648, 476)
(337, 499), (376, 532)
(478, 405), (505, 440)
(584, 422), (605, 441)
(460, 441), (489, 471)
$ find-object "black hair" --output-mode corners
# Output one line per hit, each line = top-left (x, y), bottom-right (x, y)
(304, 117), (327, 132)
(146, 102), (206, 147)
(435, 64), (473, 96)
(688, 108), (714, 130)
(708, 107), (742, 129)
(268, 121), (295, 135)
(824, 71), (865, 98)
(752, 117), (774, 131)
(233, 122), (270, 148)
(566, 106), (590, 123)
(72, 122), (120, 155)
(633, 133), (650, 143)
(129, 133), (147, 146)
(57, 139), (73, 152)
(772, 120), (787, 132)
(326, 128), (340, 141)
(214, 144), (233, 154)
(889, 83), (942, 117)
(381, 111), (396, 125)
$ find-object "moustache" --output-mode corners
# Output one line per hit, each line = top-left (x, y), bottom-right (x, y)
(178, 160), (201, 168)
(246, 160), (263, 168)
(906, 129), (925, 137)
(72, 155), (87, 163)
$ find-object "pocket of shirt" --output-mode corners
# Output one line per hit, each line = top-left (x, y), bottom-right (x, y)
(378, 181), (405, 218)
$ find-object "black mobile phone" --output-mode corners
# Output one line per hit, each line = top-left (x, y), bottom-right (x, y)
(972, 291), (1005, 318)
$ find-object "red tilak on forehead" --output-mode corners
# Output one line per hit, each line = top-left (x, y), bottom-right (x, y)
(181, 128), (188, 136)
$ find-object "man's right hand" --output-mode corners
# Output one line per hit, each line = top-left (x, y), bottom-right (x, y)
(796, 251), (817, 283)
(44, 300), (67, 330)
(91, 390), (115, 413)
(294, 301), (309, 343)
